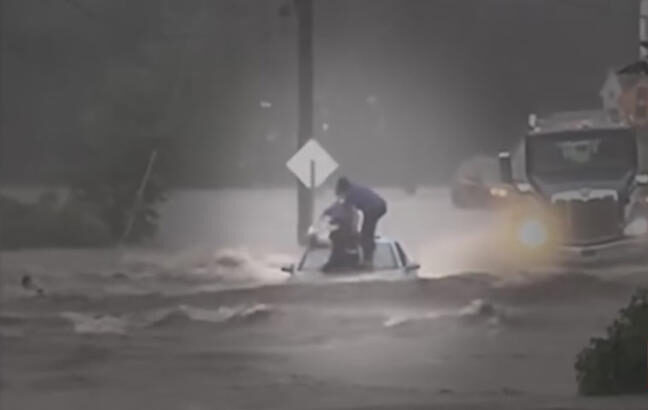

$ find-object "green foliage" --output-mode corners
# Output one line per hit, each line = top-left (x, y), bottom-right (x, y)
(575, 289), (648, 396)
(0, 193), (112, 249)
(63, 59), (172, 243)
(69, 138), (166, 243)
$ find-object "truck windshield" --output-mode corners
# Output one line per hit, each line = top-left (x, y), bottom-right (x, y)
(527, 129), (636, 182)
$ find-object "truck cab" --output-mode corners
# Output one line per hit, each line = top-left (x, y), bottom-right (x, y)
(498, 110), (648, 264)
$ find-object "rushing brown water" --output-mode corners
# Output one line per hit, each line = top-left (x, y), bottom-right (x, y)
(2, 187), (647, 410)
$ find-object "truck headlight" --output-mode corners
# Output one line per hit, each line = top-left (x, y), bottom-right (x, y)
(515, 183), (532, 193)
(624, 217), (648, 237)
(489, 187), (508, 198)
(517, 218), (548, 249)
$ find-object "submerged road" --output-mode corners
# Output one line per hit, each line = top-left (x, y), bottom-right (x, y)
(1, 187), (647, 409)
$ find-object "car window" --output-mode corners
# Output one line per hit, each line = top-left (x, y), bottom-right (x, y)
(300, 248), (330, 270)
(373, 243), (398, 270)
(299, 243), (398, 271)
(395, 242), (408, 266)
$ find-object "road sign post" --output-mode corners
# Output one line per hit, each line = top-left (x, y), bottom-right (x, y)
(641, 0), (648, 58)
(295, 0), (314, 245)
(286, 139), (338, 244)
(309, 159), (315, 231)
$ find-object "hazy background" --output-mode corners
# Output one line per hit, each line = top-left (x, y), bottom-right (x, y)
(0, 0), (639, 187)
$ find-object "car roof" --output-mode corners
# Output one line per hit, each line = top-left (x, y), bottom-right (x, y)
(297, 237), (404, 273)
(375, 235), (396, 244)
(309, 235), (396, 250)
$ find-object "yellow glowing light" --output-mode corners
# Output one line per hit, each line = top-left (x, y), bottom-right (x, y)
(490, 187), (508, 198)
(517, 219), (548, 249)
(625, 217), (648, 237)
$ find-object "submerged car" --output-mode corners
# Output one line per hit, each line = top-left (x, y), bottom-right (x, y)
(497, 110), (648, 265)
(281, 235), (420, 277)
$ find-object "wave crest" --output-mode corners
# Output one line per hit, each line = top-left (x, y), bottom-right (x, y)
(60, 303), (274, 335)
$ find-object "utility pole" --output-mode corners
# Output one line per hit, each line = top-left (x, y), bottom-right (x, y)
(295, 0), (314, 244)
(641, 0), (648, 58)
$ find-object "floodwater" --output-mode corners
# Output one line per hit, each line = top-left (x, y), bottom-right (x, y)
(1, 187), (647, 410)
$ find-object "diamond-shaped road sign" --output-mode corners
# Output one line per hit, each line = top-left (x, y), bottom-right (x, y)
(600, 70), (622, 114)
(286, 139), (338, 188)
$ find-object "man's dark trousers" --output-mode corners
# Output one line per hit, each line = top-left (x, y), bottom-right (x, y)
(361, 203), (387, 263)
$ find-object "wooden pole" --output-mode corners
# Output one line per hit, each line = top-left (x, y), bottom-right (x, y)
(295, 0), (314, 245)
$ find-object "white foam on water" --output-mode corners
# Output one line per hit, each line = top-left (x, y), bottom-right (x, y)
(60, 312), (128, 335)
(383, 299), (502, 328)
(383, 310), (446, 328)
(172, 303), (273, 324)
(2, 246), (294, 300)
(59, 303), (274, 335)
(120, 247), (291, 288)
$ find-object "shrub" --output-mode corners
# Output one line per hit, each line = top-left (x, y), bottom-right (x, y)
(57, 197), (113, 246)
(0, 193), (111, 249)
(67, 137), (166, 243)
(575, 288), (648, 395)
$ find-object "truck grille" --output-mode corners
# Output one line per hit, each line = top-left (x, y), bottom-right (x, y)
(552, 196), (622, 245)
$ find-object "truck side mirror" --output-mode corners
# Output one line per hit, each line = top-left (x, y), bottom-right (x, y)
(498, 151), (513, 184)
(636, 174), (648, 185)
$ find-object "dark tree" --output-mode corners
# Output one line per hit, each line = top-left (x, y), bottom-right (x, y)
(575, 289), (648, 396)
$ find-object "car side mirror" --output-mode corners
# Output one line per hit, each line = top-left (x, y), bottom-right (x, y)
(281, 264), (295, 274)
(405, 262), (420, 272)
(498, 151), (513, 184)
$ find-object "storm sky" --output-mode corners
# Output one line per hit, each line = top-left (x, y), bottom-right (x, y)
(0, 0), (639, 187)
